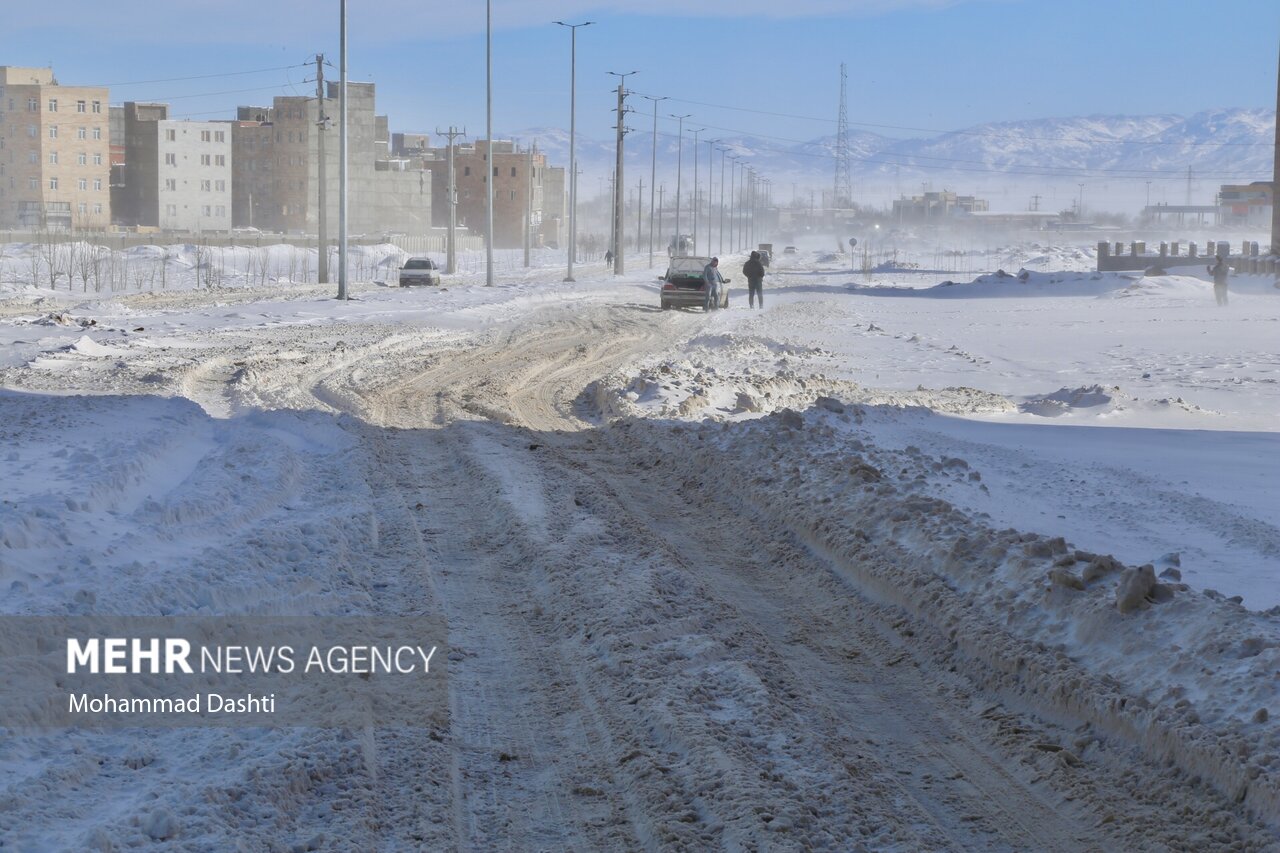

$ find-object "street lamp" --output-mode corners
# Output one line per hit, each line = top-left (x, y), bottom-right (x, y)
(608, 70), (637, 274)
(485, 0), (494, 286)
(641, 95), (668, 268)
(1077, 182), (1085, 220)
(718, 146), (729, 255)
(689, 127), (704, 255)
(727, 155), (739, 253)
(670, 114), (691, 256)
(554, 20), (594, 282)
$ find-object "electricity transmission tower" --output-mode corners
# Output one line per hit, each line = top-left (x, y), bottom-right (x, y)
(834, 63), (852, 209)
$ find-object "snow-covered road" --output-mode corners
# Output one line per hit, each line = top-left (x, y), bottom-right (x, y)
(1, 244), (1277, 848)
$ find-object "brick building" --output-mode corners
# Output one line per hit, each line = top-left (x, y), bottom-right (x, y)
(0, 66), (111, 230)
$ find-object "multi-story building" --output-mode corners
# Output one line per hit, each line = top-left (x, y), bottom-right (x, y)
(116, 102), (233, 231)
(1218, 181), (1273, 228)
(232, 82), (431, 235)
(419, 139), (565, 249)
(0, 66), (110, 230)
(891, 190), (989, 221)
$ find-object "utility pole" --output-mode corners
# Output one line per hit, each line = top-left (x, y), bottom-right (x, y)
(523, 142), (534, 267)
(642, 95), (667, 268)
(727, 156), (737, 254)
(608, 71), (636, 275)
(315, 53), (329, 284)
(718, 147), (727, 256)
(436, 126), (465, 274)
(554, 21), (593, 283)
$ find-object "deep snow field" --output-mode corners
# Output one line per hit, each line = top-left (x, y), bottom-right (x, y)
(1, 236), (1278, 847)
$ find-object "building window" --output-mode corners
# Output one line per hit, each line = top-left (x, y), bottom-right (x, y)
(93, 179), (102, 191)
(48, 99), (57, 112)
(166, 204), (177, 215)
(200, 154), (211, 165)
(493, 166), (498, 177)
(29, 177), (38, 189)
(165, 178), (176, 191)
(48, 125), (57, 138)
(77, 100), (86, 113)
(215, 205), (225, 216)
(27, 151), (36, 164)
(77, 127), (86, 140)
(166, 129), (176, 141)
(201, 130), (211, 142)
(464, 166), (470, 176)
(78, 153), (86, 165)
(214, 130), (225, 143)
(201, 205), (211, 216)
(511, 167), (517, 177)
(215, 154), (225, 166)
(215, 179), (225, 191)
(27, 124), (36, 137)
(49, 177), (58, 190)
(78, 178), (87, 190)
(27, 98), (37, 111)
(201, 180), (211, 191)
(78, 202), (87, 214)
(93, 203), (102, 214)
(510, 191), (516, 200)
(165, 153), (177, 165)
(49, 151), (57, 164)
(92, 100), (101, 113)
(92, 127), (101, 139)
(93, 153), (102, 165)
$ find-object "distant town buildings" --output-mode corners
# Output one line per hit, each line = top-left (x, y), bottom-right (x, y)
(1217, 181), (1273, 228)
(891, 190), (989, 221)
(2, 64), (570, 242)
(0, 66), (111, 230)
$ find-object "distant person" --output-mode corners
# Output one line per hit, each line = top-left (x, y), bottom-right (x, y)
(703, 257), (725, 310)
(604, 249), (614, 265)
(743, 251), (766, 309)
(1207, 255), (1229, 306)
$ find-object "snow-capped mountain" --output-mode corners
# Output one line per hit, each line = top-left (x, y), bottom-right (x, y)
(506, 108), (1274, 210)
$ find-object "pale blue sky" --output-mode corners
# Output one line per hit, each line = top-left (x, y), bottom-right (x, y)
(7, 0), (1278, 145)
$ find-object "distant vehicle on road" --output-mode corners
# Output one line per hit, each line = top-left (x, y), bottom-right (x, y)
(399, 257), (441, 286)
(659, 256), (730, 311)
(783, 245), (798, 254)
(668, 234), (694, 257)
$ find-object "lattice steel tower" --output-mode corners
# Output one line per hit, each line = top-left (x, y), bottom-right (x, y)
(834, 63), (852, 209)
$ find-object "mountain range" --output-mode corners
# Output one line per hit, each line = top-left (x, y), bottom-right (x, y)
(507, 108), (1275, 212)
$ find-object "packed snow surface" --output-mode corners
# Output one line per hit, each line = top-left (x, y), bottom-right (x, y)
(1, 238), (1277, 848)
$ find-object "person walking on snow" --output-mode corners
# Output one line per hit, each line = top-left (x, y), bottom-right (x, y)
(1207, 255), (1229, 306)
(703, 257), (725, 311)
(743, 251), (766, 309)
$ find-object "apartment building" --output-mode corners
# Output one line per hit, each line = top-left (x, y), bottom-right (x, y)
(116, 102), (233, 231)
(232, 82), (431, 235)
(419, 139), (565, 249)
(0, 66), (110, 230)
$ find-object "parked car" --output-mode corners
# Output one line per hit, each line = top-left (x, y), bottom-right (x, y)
(659, 256), (730, 311)
(783, 246), (798, 254)
(399, 257), (440, 286)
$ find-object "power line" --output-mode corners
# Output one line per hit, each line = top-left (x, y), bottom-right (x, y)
(98, 64), (309, 87)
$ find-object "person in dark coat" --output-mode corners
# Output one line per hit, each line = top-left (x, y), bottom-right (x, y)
(1207, 255), (1229, 306)
(743, 251), (766, 308)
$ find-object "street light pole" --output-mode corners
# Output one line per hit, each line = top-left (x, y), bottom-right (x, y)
(670, 113), (691, 255)
(718, 147), (727, 256)
(642, 95), (667, 268)
(554, 21), (593, 282)
(337, 0), (348, 300)
(706, 137), (718, 256)
(485, 0), (494, 286)
(689, 127), (703, 255)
